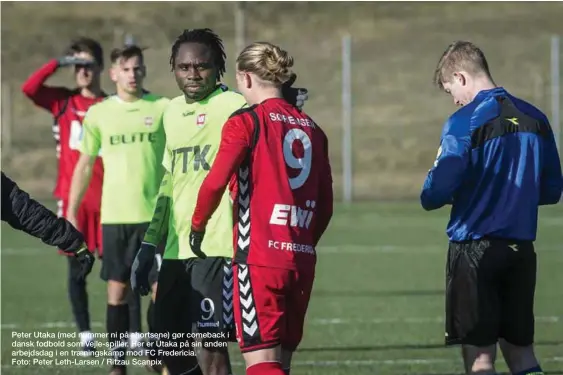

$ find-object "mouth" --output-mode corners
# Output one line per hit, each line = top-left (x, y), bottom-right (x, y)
(184, 84), (202, 91)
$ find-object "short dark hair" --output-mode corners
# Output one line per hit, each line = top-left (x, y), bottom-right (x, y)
(169, 28), (226, 79)
(67, 37), (104, 67)
(110, 45), (145, 64)
(433, 41), (491, 89)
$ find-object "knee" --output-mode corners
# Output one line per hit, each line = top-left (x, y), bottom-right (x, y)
(199, 347), (229, 375)
(107, 281), (128, 305)
(461, 344), (497, 375)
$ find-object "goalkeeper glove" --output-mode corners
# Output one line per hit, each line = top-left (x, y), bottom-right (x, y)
(57, 56), (95, 68)
(282, 73), (309, 111)
(130, 242), (156, 296)
(68, 244), (95, 281)
(189, 229), (207, 259)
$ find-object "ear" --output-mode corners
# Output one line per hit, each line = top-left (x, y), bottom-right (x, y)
(140, 65), (147, 78)
(245, 72), (252, 90)
(109, 66), (118, 83)
(454, 72), (467, 86)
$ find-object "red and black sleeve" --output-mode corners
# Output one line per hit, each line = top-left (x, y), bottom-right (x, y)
(191, 112), (254, 231)
(314, 132), (334, 245)
(1, 172), (85, 252)
(21, 59), (69, 113)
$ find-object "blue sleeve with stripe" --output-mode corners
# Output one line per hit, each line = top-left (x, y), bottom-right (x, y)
(540, 125), (563, 205)
(420, 119), (471, 211)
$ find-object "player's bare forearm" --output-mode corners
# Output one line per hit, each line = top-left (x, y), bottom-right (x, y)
(144, 172), (172, 246)
(67, 154), (95, 217)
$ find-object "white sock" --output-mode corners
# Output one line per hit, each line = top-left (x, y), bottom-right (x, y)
(79, 331), (94, 346)
(129, 332), (143, 348)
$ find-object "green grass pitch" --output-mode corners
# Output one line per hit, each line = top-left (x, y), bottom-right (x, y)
(1, 202), (562, 374)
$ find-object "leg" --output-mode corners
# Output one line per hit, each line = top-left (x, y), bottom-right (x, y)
(445, 240), (504, 375)
(101, 224), (132, 375)
(233, 264), (289, 375)
(65, 200), (96, 354)
(144, 249), (163, 373)
(499, 243), (543, 375)
(282, 267), (315, 375)
(154, 259), (202, 375)
(126, 287), (143, 349)
(67, 255), (95, 353)
(190, 257), (234, 375)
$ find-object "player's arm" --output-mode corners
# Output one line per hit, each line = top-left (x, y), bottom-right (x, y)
(420, 120), (470, 211)
(191, 114), (253, 232)
(1, 172), (86, 253)
(67, 108), (101, 221)
(143, 170), (172, 247)
(314, 133), (334, 245)
(539, 120), (563, 205)
(21, 59), (69, 112)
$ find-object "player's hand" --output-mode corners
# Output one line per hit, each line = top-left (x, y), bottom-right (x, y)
(130, 242), (156, 296)
(189, 229), (207, 259)
(70, 245), (95, 281)
(57, 56), (94, 68)
(282, 73), (309, 111)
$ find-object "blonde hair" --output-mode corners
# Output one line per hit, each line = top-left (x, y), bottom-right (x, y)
(433, 41), (491, 89)
(236, 42), (294, 85)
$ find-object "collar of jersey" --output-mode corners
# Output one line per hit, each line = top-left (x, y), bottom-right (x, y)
(474, 87), (507, 103)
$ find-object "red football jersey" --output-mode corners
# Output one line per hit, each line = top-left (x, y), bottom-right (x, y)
(22, 59), (104, 211)
(192, 98), (334, 271)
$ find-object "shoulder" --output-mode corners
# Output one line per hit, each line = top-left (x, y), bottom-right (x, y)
(165, 95), (186, 110)
(228, 104), (258, 121)
(508, 94), (549, 124)
(144, 93), (170, 109)
(442, 101), (480, 138)
(211, 88), (248, 112)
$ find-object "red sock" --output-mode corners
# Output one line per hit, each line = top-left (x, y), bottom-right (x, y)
(247, 362), (285, 375)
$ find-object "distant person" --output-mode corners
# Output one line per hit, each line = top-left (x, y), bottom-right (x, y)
(421, 40), (563, 375)
(21, 37), (107, 354)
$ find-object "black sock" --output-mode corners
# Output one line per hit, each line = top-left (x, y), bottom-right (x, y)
(127, 291), (142, 333)
(68, 258), (90, 332)
(146, 301), (160, 361)
(107, 304), (129, 368)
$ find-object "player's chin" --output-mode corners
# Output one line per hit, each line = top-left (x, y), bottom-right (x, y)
(183, 89), (209, 101)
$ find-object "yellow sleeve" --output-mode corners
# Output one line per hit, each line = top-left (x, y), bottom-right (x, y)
(79, 106), (102, 156)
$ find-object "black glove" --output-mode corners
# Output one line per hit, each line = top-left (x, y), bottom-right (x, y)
(189, 229), (207, 259)
(282, 73), (309, 111)
(130, 242), (156, 296)
(71, 245), (95, 281)
(57, 56), (94, 68)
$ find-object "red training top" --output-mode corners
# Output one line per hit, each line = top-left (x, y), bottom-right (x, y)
(22, 59), (104, 211)
(192, 98), (334, 271)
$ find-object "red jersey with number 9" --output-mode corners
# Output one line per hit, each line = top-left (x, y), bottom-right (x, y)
(192, 98), (334, 271)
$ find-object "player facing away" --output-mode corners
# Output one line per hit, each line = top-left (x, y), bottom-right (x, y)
(21, 37), (106, 354)
(421, 41), (563, 375)
(130, 29), (309, 375)
(68, 45), (169, 375)
(190, 42), (334, 375)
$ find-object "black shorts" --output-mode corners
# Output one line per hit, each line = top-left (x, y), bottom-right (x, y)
(445, 237), (537, 347)
(154, 257), (235, 343)
(101, 223), (149, 283)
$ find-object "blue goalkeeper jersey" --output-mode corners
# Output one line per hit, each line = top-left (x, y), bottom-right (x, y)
(421, 87), (563, 242)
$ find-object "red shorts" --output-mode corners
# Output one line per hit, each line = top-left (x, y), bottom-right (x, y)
(233, 264), (314, 353)
(57, 200), (102, 257)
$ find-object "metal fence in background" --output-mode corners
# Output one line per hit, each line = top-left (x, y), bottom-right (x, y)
(1, 3), (561, 201)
